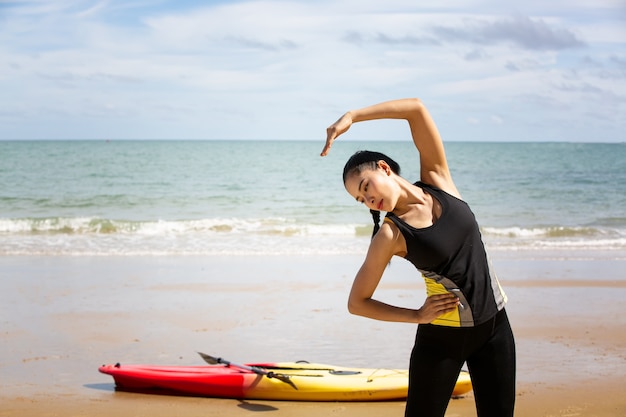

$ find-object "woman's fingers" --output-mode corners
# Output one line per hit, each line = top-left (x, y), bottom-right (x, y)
(420, 294), (460, 322)
(320, 128), (335, 156)
(321, 113), (353, 156)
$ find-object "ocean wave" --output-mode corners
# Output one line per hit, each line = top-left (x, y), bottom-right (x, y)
(0, 217), (624, 256)
(481, 226), (622, 239)
(0, 217), (368, 255)
(0, 217), (358, 236)
(6, 218), (618, 238)
(481, 226), (626, 252)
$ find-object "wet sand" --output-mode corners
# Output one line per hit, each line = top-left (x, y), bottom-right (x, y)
(1, 253), (625, 416)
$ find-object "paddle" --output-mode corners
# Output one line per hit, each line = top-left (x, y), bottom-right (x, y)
(197, 352), (298, 390)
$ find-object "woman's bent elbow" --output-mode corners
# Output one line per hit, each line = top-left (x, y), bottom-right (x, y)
(347, 299), (365, 316)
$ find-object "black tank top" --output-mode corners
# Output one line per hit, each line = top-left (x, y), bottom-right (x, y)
(385, 182), (507, 327)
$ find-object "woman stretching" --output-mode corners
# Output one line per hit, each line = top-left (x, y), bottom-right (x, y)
(321, 98), (516, 417)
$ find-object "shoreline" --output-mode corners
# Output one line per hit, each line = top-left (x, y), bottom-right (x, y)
(1, 253), (625, 416)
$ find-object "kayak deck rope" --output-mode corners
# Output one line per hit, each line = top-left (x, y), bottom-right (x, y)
(365, 368), (409, 383)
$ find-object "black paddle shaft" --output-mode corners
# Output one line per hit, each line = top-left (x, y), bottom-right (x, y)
(197, 352), (297, 389)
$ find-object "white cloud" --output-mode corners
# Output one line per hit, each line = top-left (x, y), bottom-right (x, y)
(0, 0), (624, 141)
(431, 14), (585, 50)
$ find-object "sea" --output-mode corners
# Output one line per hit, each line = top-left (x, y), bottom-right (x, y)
(1, 140), (625, 258)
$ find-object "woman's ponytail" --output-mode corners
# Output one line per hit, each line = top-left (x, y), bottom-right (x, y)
(370, 209), (381, 239)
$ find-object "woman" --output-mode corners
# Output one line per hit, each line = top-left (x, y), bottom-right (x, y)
(321, 98), (516, 417)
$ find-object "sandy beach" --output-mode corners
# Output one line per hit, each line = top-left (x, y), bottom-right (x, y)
(1, 252), (626, 417)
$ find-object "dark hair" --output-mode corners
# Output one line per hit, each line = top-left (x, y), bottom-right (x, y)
(343, 150), (401, 238)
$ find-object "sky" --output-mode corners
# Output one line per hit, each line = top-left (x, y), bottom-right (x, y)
(0, 0), (625, 142)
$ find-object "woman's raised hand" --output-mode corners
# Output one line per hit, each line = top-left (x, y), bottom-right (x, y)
(321, 112), (353, 156)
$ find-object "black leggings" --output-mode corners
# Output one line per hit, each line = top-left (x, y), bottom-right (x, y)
(405, 309), (516, 417)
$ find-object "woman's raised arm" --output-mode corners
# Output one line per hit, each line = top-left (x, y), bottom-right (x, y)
(321, 98), (459, 196)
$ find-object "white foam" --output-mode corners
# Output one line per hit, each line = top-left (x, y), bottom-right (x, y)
(1, 217), (624, 256)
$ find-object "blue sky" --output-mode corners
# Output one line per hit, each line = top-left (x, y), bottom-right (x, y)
(0, 0), (624, 142)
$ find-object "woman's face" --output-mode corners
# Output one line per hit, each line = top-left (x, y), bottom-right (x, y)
(344, 161), (397, 212)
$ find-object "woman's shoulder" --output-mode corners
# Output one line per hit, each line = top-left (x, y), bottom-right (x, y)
(417, 177), (462, 200)
(373, 216), (407, 257)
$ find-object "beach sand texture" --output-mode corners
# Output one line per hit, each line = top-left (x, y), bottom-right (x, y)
(1, 253), (626, 417)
